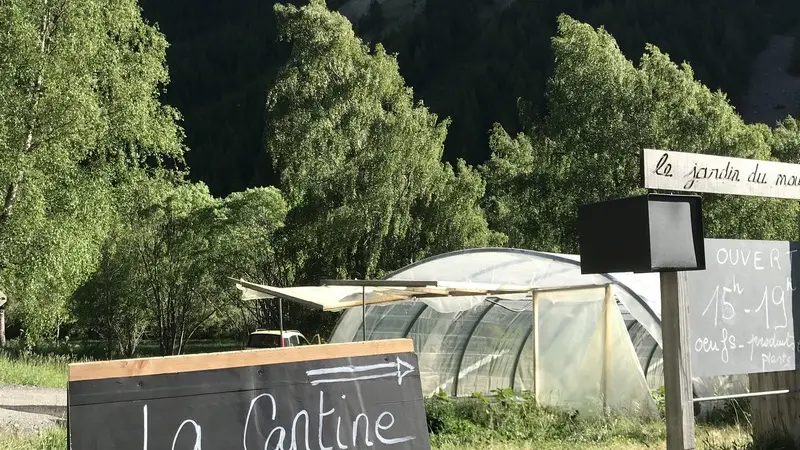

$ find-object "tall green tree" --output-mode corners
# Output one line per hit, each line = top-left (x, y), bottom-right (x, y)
(265, 0), (503, 283)
(131, 181), (224, 356)
(483, 15), (800, 253)
(0, 0), (185, 344)
(208, 186), (298, 340)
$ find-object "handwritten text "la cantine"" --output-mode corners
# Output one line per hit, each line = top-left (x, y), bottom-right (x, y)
(139, 390), (416, 450)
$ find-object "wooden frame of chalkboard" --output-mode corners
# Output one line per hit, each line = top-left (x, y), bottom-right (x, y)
(66, 338), (431, 450)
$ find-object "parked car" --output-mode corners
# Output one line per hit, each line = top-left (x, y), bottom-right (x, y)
(245, 329), (310, 349)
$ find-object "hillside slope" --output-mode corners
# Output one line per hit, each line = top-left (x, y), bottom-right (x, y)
(740, 30), (800, 126)
(139, 0), (800, 197)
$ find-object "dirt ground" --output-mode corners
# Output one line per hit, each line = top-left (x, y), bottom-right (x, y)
(0, 384), (66, 434)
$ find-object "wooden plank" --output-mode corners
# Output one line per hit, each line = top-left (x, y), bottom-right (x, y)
(641, 148), (800, 199)
(602, 284), (612, 414)
(660, 271), (696, 450)
(68, 338), (413, 382)
(751, 369), (800, 447)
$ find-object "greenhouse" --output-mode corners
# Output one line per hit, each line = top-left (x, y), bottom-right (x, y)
(235, 247), (748, 418)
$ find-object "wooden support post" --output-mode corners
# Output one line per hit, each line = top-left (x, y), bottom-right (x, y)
(532, 290), (540, 404)
(362, 285), (367, 341)
(660, 271), (696, 450)
(602, 284), (612, 414)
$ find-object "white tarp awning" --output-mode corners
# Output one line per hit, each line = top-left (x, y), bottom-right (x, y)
(232, 278), (533, 312)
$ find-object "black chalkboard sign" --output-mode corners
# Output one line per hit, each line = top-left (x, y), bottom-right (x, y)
(686, 239), (800, 378)
(66, 339), (430, 450)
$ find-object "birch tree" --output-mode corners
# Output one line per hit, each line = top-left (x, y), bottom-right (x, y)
(0, 0), (185, 343)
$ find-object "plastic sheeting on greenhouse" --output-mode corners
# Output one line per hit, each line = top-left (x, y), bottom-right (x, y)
(325, 248), (749, 417)
(327, 284), (657, 418)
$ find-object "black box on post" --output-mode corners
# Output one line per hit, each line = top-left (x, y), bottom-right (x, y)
(577, 194), (705, 274)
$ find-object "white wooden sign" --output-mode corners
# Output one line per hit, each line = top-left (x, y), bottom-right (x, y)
(642, 148), (800, 200)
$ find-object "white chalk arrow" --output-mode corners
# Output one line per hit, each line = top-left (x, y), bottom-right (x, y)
(306, 357), (415, 386)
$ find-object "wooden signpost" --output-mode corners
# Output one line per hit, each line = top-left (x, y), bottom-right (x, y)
(66, 339), (431, 449)
(579, 148), (800, 450)
(642, 148), (800, 200)
(578, 193), (705, 450)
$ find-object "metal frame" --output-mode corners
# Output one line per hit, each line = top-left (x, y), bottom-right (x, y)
(452, 301), (497, 397)
(402, 303), (429, 338)
(320, 279), (440, 341)
(644, 343), (660, 378)
(693, 389), (799, 403)
(380, 247), (662, 328)
(510, 323), (534, 391)
(465, 299), (532, 393)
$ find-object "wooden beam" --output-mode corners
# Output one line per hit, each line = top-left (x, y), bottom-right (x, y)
(660, 271), (696, 450)
(68, 339), (413, 382)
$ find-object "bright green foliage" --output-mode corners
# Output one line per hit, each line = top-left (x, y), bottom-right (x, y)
(481, 125), (565, 252)
(68, 175), (163, 358)
(131, 0), (800, 196)
(265, 0), (501, 281)
(770, 116), (800, 163)
(207, 187), (296, 337)
(69, 181), (299, 355)
(0, 0), (185, 344)
(118, 181), (221, 356)
(211, 187), (290, 284)
(483, 15), (800, 253)
(70, 226), (150, 359)
(381, 159), (506, 272)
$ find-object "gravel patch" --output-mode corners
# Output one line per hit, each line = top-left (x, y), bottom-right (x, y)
(0, 384), (66, 435)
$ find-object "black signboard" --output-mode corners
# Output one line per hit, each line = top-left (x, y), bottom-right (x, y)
(67, 339), (430, 450)
(686, 239), (800, 377)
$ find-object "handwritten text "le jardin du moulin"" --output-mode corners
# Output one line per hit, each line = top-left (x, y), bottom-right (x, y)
(653, 152), (800, 190)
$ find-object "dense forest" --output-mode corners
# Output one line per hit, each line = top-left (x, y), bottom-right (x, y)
(1, 0), (800, 357)
(139, 0), (800, 197)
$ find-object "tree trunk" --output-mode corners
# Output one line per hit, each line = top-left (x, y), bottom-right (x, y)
(2, 2), (52, 225)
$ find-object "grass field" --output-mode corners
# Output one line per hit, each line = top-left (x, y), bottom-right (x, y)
(0, 338), (242, 389)
(0, 424), (755, 450)
(0, 342), (768, 450)
(0, 352), (69, 388)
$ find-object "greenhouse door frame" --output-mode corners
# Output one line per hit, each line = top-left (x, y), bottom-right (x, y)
(528, 283), (614, 411)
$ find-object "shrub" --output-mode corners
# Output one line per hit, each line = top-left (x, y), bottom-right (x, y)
(423, 388), (664, 447)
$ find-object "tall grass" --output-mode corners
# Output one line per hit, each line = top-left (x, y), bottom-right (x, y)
(0, 337), (242, 388)
(424, 388), (764, 450)
(0, 426), (66, 450)
(0, 351), (69, 388)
